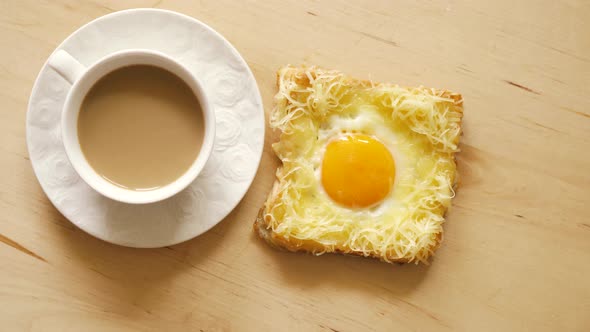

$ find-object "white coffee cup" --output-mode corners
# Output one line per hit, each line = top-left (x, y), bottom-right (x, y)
(48, 49), (215, 204)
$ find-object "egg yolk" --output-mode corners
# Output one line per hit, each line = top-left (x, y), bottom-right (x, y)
(321, 134), (395, 208)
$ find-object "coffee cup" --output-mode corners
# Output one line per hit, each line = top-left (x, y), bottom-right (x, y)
(48, 49), (215, 204)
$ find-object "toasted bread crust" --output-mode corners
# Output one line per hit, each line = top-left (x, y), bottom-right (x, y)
(256, 66), (461, 264)
(254, 208), (428, 264)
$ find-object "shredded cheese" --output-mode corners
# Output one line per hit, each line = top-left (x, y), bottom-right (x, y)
(264, 66), (463, 264)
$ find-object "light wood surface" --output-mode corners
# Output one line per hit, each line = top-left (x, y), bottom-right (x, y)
(1, 1), (589, 331)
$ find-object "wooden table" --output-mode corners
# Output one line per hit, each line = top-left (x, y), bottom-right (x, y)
(1, 1), (589, 331)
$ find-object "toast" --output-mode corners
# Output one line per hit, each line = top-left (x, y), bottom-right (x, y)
(255, 66), (463, 264)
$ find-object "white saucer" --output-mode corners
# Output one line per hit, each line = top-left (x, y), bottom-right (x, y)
(26, 9), (265, 247)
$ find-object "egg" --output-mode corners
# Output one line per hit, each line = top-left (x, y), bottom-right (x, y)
(314, 108), (403, 211)
(320, 133), (395, 209)
(262, 66), (463, 263)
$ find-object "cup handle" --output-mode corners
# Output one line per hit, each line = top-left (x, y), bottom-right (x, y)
(47, 50), (87, 85)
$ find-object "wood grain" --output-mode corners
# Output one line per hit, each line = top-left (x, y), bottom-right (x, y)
(1, 0), (589, 331)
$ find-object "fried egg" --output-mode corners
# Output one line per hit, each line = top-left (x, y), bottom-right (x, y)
(314, 109), (403, 212)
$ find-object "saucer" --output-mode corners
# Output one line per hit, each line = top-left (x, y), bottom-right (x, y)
(26, 9), (265, 247)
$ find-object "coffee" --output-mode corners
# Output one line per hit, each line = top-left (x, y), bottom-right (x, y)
(78, 65), (204, 191)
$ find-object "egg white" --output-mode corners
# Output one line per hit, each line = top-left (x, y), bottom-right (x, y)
(311, 107), (409, 217)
